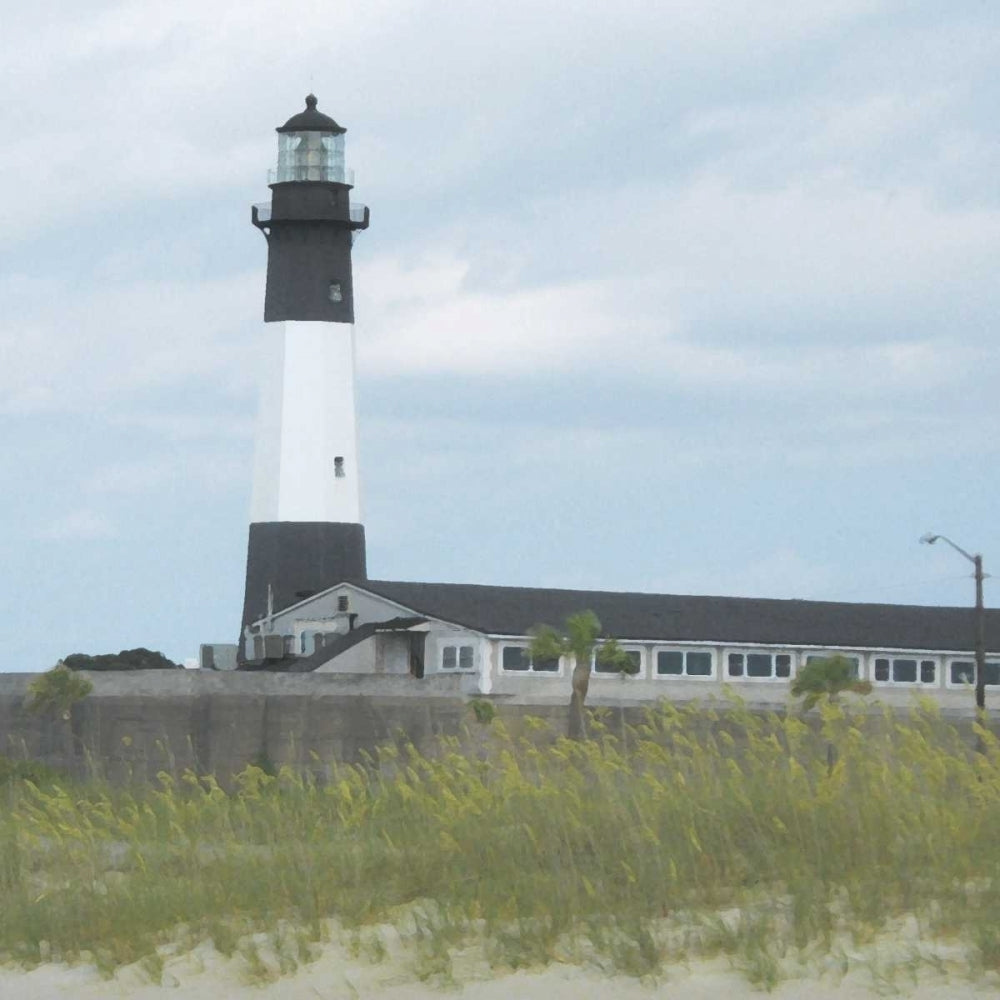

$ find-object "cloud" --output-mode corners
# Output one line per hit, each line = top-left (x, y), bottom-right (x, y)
(666, 547), (839, 601)
(81, 452), (246, 497)
(0, 0), (916, 240)
(0, 272), (260, 417)
(358, 254), (658, 376)
(38, 509), (117, 542)
(538, 546), (838, 602)
(355, 212), (998, 401)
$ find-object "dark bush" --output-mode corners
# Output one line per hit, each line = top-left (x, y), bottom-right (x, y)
(62, 648), (181, 671)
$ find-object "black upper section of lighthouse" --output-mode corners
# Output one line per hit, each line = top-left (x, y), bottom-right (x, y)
(252, 95), (369, 323)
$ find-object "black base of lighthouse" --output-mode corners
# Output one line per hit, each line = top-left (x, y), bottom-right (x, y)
(241, 521), (367, 635)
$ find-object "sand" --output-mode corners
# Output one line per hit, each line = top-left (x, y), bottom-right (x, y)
(1, 925), (996, 1000)
(0, 958), (993, 1000)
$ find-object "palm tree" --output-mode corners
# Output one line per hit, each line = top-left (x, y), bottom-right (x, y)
(790, 654), (872, 710)
(790, 654), (872, 772)
(529, 610), (635, 739)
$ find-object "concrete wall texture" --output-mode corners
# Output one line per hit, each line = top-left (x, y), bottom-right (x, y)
(0, 671), (477, 783)
(2, 670), (994, 785)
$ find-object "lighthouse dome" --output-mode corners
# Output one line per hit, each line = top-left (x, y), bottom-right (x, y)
(272, 94), (348, 183)
(277, 94), (346, 135)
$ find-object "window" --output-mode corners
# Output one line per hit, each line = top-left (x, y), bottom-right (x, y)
(804, 653), (862, 679)
(329, 281), (343, 302)
(873, 657), (937, 685)
(501, 645), (559, 673)
(334, 457), (345, 478)
(726, 651), (793, 680)
(594, 647), (643, 676)
(441, 644), (475, 671)
(655, 648), (714, 678)
(948, 660), (1000, 687)
(337, 595), (349, 612)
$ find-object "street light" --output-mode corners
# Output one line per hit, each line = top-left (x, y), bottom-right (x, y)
(920, 533), (987, 711)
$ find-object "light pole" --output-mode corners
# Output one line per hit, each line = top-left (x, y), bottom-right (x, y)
(920, 533), (987, 711)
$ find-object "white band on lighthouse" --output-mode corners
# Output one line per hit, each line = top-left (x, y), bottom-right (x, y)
(250, 320), (361, 524)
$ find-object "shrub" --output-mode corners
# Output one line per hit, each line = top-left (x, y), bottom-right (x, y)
(26, 663), (93, 718)
(469, 699), (496, 724)
(62, 648), (180, 671)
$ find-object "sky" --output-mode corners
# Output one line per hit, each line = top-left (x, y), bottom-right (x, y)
(2, 0), (999, 671)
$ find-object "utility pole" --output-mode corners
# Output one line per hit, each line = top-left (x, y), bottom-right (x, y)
(975, 552), (986, 711)
(920, 533), (988, 712)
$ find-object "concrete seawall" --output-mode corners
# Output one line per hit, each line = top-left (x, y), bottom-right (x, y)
(0, 671), (486, 782)
(2, 671), (994, 784)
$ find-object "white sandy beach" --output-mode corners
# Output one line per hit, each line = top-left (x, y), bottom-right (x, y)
(1, 959), (994, 1000)
(2, 925), (996, 1000)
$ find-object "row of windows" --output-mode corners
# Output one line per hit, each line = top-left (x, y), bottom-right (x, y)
(485, 645), (1000, 688)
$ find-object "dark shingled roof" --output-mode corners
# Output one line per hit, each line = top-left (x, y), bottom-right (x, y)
(362, 580), (1000, 653)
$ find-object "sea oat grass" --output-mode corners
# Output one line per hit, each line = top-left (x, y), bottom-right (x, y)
(1, 698), (1000, 983)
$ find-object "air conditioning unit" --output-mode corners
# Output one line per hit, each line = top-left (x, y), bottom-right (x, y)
(263, 634), (285, 659)
(200, 644), (238, 670)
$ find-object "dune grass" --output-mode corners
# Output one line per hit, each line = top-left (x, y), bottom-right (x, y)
(2, 697), (1000, 986)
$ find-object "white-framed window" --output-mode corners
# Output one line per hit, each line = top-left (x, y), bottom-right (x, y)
(441, 643), (475, 671)
(872, 656), (938, 686)
(501, 644), (561, 674)
(946, 658), (1000, 688)
(725, 649), (794, 681)
(803, 651), (863, 680)
(593, 646), (644, 678)
(653, 647), (715, 679)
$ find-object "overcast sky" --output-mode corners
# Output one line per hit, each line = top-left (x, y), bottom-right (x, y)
(2, 0), (999, 671)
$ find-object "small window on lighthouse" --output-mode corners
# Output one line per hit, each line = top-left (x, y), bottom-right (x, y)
(328, 281), (343, 302)
(334, 457), (345, 478)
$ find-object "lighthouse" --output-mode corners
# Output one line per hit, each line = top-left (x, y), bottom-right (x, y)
(240, 96), (371, 653)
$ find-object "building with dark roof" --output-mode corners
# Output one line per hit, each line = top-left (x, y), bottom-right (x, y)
(225, 573), (1000, 710)
(211, 99), (997, 711)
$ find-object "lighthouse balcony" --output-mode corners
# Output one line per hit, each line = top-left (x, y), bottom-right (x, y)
(253, 202), (369, 229)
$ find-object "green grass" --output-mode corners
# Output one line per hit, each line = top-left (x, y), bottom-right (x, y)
(1, 697), (1000, 988)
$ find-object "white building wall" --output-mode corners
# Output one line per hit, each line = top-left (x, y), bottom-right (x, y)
(250, 320), (360, 523)
(376, 634), (412, 674)
(423, 626), (493, 694)
(480, 639), (997, 710)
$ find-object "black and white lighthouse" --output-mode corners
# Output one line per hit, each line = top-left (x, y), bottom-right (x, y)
(240, 96), (371, 654)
